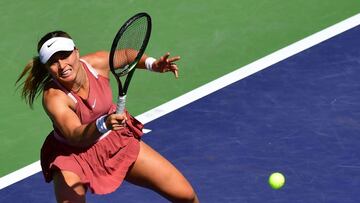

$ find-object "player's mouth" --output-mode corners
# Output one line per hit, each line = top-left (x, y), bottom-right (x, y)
(60, 68), (72, 78)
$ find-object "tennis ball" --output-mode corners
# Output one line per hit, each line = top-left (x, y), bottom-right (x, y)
(268, 172), (285, 190)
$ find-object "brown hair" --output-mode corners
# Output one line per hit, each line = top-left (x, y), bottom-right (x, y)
(16, 31), (72, 108)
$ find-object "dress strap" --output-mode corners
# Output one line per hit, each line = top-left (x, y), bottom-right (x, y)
(80, 59), (99, 79)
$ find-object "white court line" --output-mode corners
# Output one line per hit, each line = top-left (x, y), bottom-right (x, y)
(142, 128), (152, 134)
(1, 13), (360, 190)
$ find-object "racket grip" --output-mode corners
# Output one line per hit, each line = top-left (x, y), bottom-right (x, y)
(116, 95), (126, 114)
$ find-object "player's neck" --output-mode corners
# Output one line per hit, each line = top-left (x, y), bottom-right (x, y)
(71, 65), (88, 93)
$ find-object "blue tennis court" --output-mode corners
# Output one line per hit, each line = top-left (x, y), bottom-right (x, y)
(1, 18), (360, 203)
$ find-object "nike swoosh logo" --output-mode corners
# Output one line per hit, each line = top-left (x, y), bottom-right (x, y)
(47, 40), (56, 48)
(92, 99), (96, 109)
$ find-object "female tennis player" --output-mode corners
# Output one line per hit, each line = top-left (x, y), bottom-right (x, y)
(16, 30), (199, 203)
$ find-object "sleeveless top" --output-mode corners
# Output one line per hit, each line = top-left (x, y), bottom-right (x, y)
(41, 59), (143, 194)
(51, 59), (115, 143)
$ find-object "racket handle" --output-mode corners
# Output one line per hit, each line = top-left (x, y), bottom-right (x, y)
(116, 95), (126, 114)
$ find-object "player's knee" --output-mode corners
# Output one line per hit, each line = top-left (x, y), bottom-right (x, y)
(53, 171), (86, 202)
(171, 187), (197, 203)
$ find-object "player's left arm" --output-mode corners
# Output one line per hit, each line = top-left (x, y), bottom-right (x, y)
(81, 50), (146, 76)
(80, 51), (180, 78)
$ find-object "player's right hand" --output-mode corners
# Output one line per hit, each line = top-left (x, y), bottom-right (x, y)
(105, 113), (128, 131)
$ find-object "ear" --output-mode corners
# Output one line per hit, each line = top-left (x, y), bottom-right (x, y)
(74, 47), (80, 57)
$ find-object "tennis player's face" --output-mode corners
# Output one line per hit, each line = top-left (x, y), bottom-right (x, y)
(47, 49), (81, 83)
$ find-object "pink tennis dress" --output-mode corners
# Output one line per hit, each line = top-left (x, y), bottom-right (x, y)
(40, 59), (143, 194)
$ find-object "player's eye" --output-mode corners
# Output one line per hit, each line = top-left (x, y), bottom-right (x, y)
(47, 51), (73, 65)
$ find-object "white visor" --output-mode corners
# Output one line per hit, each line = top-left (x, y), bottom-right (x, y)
(39, 37), (75, 64)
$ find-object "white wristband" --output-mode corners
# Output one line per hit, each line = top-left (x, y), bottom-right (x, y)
(145, 57), (156, 71)
(96, 115), (109, 134)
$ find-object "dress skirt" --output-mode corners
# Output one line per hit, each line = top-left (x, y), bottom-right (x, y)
(40, 115), (143, 194)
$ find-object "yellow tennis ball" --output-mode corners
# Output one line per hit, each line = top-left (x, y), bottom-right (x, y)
(268, 172), (285, 190)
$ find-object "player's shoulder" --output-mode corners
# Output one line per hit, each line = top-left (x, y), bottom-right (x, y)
(43, 82), (70, 105)
(80, 51), (109, 77)
(80, 51), (109, 69)
(42, 83), (76, 117)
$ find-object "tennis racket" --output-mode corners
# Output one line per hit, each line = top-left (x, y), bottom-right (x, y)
(109, 12), (152, 114)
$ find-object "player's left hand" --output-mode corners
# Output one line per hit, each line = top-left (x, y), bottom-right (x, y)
(152, 52), (180, 78)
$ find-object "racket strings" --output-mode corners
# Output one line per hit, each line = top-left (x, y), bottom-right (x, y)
(113, 17), (149, 76)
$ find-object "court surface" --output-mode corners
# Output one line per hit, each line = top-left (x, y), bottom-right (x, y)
(2, 1), (360, 178)
(1, 14), (360, 203)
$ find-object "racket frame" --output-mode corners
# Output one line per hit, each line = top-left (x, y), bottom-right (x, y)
(108, 12), (152, 113)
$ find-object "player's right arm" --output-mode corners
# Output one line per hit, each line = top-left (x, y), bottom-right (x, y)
(42, 86), (127, 147)
(42, 87), (101, 147)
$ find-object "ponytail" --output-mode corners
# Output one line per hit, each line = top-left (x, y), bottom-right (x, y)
(16, 56), (51, 108)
